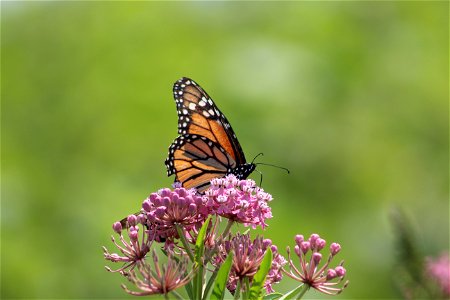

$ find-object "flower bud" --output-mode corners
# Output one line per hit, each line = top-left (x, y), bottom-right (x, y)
(309, 234), (320, 248)
(263, 239), (272, 249)
(312, 252), (322, 265)
(330, 243), (341, 256)
(127, 214), (137, 226)
(112, 221), (122, 234)
(316, 238), (326, 251)
(335, 266), (346, 277)
(162, 197), (171, 206)
(128, 230), (138, 241)
(300, 241), (310, 254)
(142, 199), (152, 212)
(188, 203), (196, 213)
(295, 234), (304, 245)
(155, 207), (166, 218)
(327, 268), (337, 280)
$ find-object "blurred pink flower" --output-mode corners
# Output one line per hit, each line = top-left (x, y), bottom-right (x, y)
(425, 252), (450, 296)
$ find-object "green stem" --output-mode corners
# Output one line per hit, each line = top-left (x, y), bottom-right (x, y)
(175, 224), (195, 263)
(223, 219), (234, 237)
(234, 280), (242, 300)
(242, 278), (250, 300)
(202, 265), (219, 300)
(171, 290), (184, 300)
(296, 284), (309, 300)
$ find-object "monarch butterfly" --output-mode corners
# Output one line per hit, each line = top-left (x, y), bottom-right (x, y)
(165, 77), (256, 191)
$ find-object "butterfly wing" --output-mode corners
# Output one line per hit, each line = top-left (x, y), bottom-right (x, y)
(165, 77), (253, 190)
(166, 134), (236, 191)
(172, 77), (247, 165)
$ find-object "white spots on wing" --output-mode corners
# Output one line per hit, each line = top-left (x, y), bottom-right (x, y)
(203, 111), (210, 117)
(199, 99), (207, 107)
(182, 109), (188, 115)
(208, 109), (215, 116)
(178, 91), (183, 95)
(182, 122), (187, 128)
(189, 102), (196, 110)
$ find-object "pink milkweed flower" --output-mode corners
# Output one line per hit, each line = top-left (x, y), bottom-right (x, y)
(121, 250), (194, 296)
(425, 252), (450, 296)
(103, 215), (152, 273)
(283, 233), (349, 295)
(215, 233), (286, 294)
(204, 174), (273, 229)
(142, 186), (209, 240)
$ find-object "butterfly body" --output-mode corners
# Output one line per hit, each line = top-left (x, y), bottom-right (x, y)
(165, 77), (255, 191)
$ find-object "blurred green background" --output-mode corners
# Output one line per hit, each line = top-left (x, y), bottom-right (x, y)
(2, 2), (448, 299)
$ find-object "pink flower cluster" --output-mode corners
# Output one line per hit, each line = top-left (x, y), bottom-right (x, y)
(204, 175), (273, 229)
(284, 234), (348, 295)
(103, 215), (151, 272)
(141, 187), (209, 241)
(215, 234), (286, 294)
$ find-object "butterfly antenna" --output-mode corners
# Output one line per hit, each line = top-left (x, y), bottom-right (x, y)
(255, 168), (263, 187)
(251, 152), (264, 164)
(255, 162), (290, 174)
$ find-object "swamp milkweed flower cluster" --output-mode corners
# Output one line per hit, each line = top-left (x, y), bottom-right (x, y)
(103, 175), (349, 299)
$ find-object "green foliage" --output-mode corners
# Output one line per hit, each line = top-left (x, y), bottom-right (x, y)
(2, 2), (448, 299)
(193, 216), (211, 299)
(249, 248), (273, 300)
(210, 252), (234, 300)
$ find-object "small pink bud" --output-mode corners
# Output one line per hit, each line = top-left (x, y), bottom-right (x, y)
(327, 269), (337, 280)
(312, 252), (322, 265)
(300, 241), (310, 254)
(127, 214), (137, 226)
(316, 238), (326, 251)
(147, 212), (156, 222)
(188, 203), (196, 213)
(136, 214), (146, 224)
(171, 193), (179, 202)
(271, 245), (278, 253)
(309, 234), (320, 247)
(263, 239), (272, 249)
(294, 245), (301, 257)
(155, 207), (166, 218)
(160, 188), (171, 197)
(142, 199), (152, 212)
(295, 234), (304, 245)
(177, 197), (186, 207)
(129, 230), (138, 241)
(162, 197), (171, 206)
(152, 196), (162, 206)
(330, 243), (341, 256)
(149, 193), (158, 201)
(335, 266), (346, 277)
(112, 221), (122, 234)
